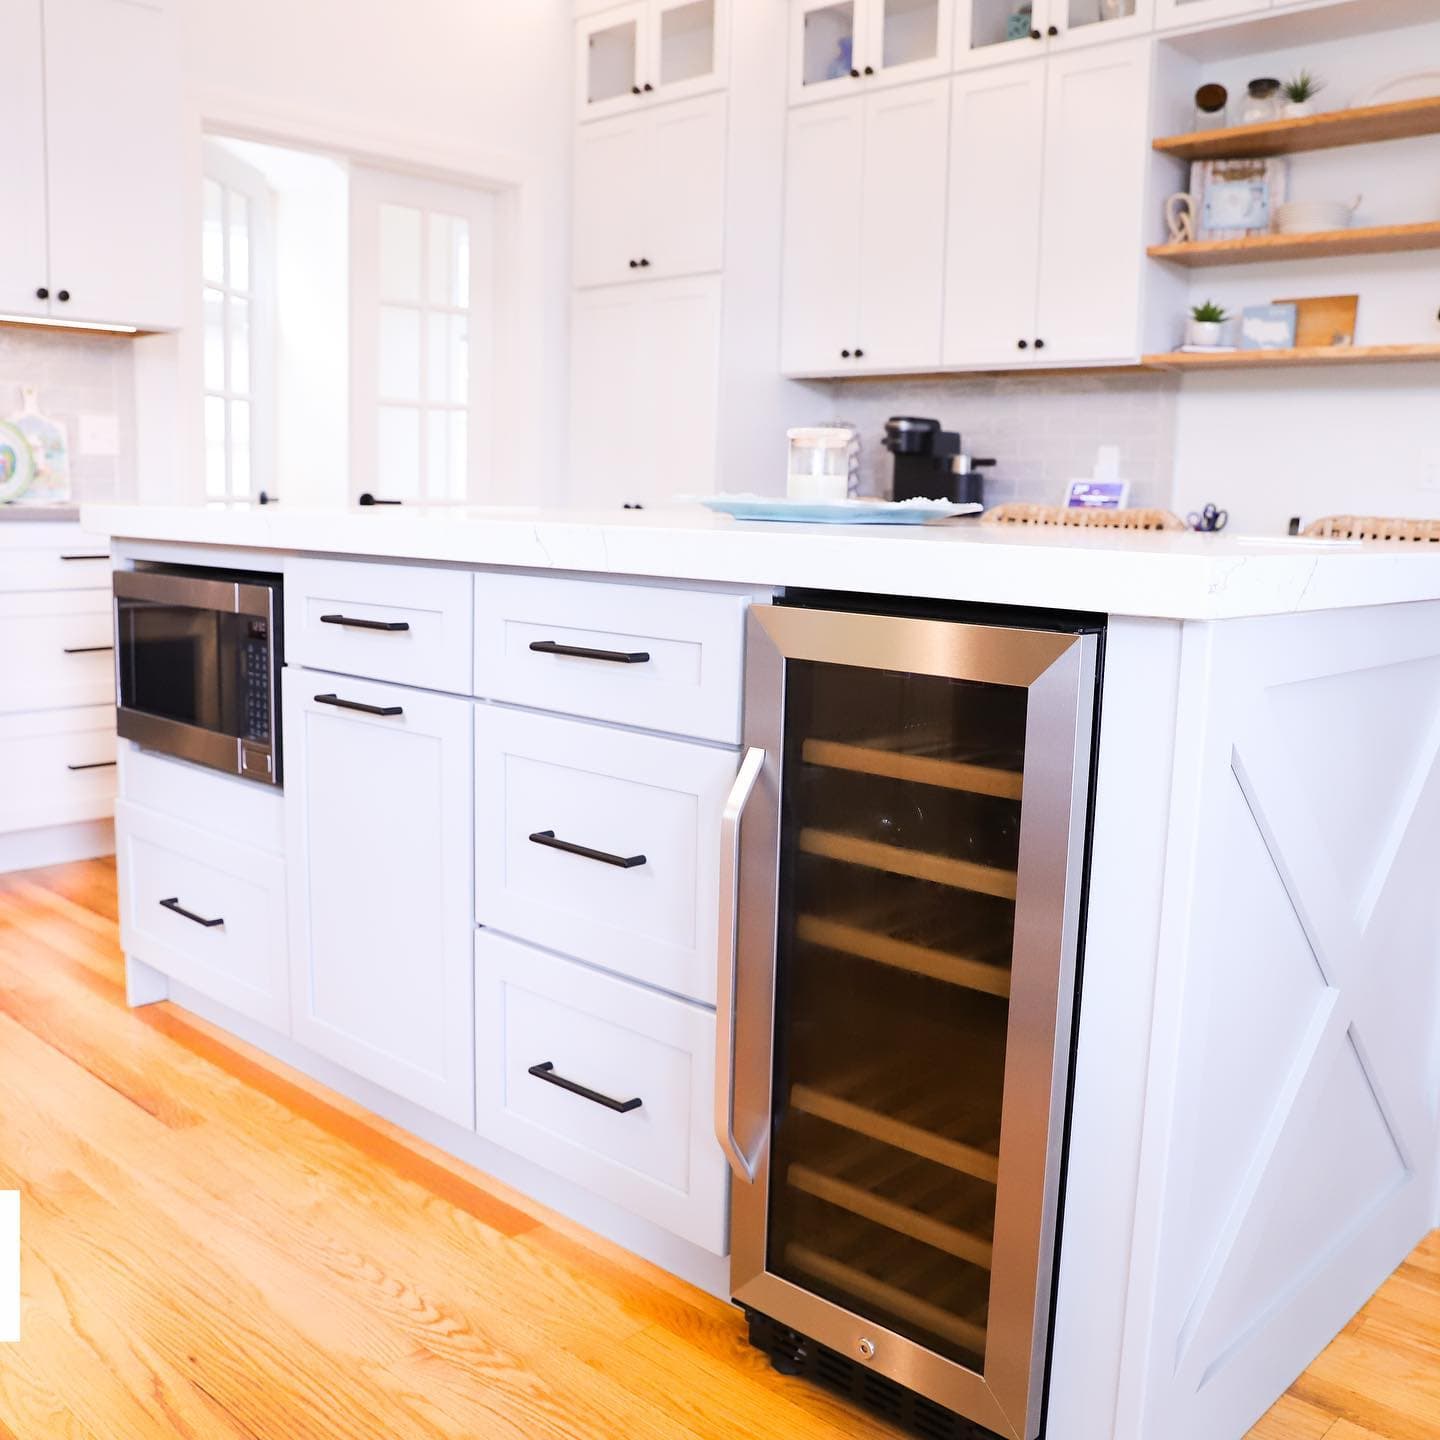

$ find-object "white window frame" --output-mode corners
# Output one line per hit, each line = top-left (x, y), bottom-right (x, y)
(201, 140), (277, 502)
(349, 166), (497, 504)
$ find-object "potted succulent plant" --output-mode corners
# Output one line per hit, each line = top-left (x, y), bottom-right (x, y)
(1283, 70), (1325, 118)
(1187, 299), (1228, 348)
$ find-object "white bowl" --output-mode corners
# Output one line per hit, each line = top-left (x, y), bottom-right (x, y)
(1274, 199), (1359, 234)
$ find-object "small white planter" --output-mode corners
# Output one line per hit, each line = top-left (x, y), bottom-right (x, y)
(1187, 319), (1224, 347)
(1282, 99), (1317, 119)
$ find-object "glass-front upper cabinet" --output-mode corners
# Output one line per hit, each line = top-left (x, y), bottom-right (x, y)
(576, 0), (729, 122)
(954, 0), (1151, 68)
(790, 0), (952, 106)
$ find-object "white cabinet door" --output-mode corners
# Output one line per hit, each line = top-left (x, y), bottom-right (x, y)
(943, 61), (1045, 367)
(648, 92), (727, 281)
(780, 96), (864, 374)
(43, 0), (183, 329)
(1035, 39), (1150, 364)
(0, 0), (48, 318)
(576, 1), (649, 122)
(866, 0), (952, 89)
(1048, 0), (1154, 50)
(570, 276), (721, 506)
(953, 0), (1049, 71)
(652, 0), (728, 103)
(285, 675), (475, 1126)
(789, 0), (867, 107)
(1154, 0), (1267, 30)
(856, 78), (949, 371)
(574, 111), (651, 288)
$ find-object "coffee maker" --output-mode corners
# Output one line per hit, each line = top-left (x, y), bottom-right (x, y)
(883, 417), (995, 507)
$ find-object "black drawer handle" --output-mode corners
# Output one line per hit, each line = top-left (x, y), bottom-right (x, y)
(528, 640), (650, 664)
(59, 553), (108, 561)
(159, 896), (224, 928)
(319, 614), (411, 633)
(528, 830), (646, 869)
(527, 1061), (642, 1114)
(314, 692), (403, 717)
(63, 644), (114, 654)
(66, 760), (116, 771)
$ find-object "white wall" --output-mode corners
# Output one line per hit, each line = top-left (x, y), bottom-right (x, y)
(138, 0), (572, 507)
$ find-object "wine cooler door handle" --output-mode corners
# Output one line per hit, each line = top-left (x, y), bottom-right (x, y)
(716, 745), (766, 1184)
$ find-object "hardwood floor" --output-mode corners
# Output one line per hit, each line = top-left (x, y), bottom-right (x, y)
(0, 858), (1436, 1440)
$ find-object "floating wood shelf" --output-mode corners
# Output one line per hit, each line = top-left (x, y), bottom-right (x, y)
(1144, 344), (1440, 371)
(1153, 95), (1440, 162)
(798, 827), (1019, 901)
(802, 737), (1024, 801)
(796, 913), (1012, 999)
(1148, 220), (1440, 268)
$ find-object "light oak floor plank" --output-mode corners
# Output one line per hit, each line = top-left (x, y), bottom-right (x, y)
(1, 858), (1436, 1440)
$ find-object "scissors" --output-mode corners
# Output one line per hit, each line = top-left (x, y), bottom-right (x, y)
(1188, 503), (1228, 533)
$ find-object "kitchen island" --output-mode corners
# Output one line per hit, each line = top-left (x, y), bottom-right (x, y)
(83, 502), (1440, 1440)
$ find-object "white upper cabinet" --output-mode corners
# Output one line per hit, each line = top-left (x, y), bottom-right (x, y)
(41, 0), (183, 329)
(943, 61), (1047, 367)
(0, 0), (48, 319)
(574, 92), (726, 288)
(1155, 0), (1266, 29)
(790, 0), (952, 106)
(955, 0), (1152, 68)
(576, 0), (728, 122)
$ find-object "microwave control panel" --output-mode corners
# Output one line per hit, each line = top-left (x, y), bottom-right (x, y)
(243, 619), (272, 742)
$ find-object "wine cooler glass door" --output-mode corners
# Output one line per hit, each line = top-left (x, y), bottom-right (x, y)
(728, 605), (1097, 1440)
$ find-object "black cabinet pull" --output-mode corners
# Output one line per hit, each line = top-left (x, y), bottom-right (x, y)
(35, 286), (49, 300)
(629, 258), (640, 268)
(528, 639), (650, 664)
(854, 348), (865, 358)
(529, 829), (647, 869)
(1017, 339), (1029, 350)
(642, 82), (653, 92)
(863, 65), (874, 75)
(159, 896), (224, 928)
(841, 348), (851, 358)
(638, 257), (651, 267)
(59, 553), (107, 561)
(631, 84), (642, 94)
(66, 760), (116, 771)
(849, 67), (860, 77)
(1035, 338), (1046, 350)
(319, 613), (410, 633)
(357, 492), (402, 506)
(314, 692), (403, 717)
(527, 1061), (642, 1114)
(1047, 24), (1059, 35)
(57, 289), (70, 303)
(1030, 27), (1041, 38)
(62, 644), (113, 654)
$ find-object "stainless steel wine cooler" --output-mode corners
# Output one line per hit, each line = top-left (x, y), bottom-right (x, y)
(719, 599), (1100, 1440)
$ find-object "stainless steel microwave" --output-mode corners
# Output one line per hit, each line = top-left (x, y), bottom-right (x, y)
(113, 567), (283, 786)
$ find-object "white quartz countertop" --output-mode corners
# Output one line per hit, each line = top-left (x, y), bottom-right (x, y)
(79, 502), (1440, 622)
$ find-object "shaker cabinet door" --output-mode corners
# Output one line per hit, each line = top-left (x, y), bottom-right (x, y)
(0, 0), (48, 318)
(855, 77), (949, 371)
(943, 61), (1045, 367)
(780, 95), (865, 374)
(285, 675), (475, 1126)
(43, 0), (183, 329)
(574, 111), (652, 288)
(1034, 39), (1150, 364)
(648, 92), (727, 281)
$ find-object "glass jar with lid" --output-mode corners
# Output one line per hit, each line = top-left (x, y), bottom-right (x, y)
(1240, 78), (1283, 125)
(786, 426), (859, 501)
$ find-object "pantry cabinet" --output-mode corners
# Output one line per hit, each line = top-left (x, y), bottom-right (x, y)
(2, 0), (182, 329)
(944, 39), (1150, 368)
(569, 275), (722, 506)
(576, 0), (728, 122)
(285, 677), (476, 1127)
(573, 92), (726, 288)
(781, 78), (949, 374)
(789, 0), (953, 106)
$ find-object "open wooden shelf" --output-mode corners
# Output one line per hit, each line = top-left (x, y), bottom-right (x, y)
(1148, 220), (1440, 268)
(802, 737), (1023, 800)
(797, 913), (1012, 999)
(1153, 95), (1440, 162)
(1144, 344), (1440, 372)
(798, 827), (1019, 901)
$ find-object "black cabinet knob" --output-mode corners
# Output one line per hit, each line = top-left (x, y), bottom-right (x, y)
(841, 349), (851, 358)
(642, 82), (653, 92)
(638, 257), (650, 267)
(1034, 338), (1046, 350)
(1030, 27), (1041, 39)
(57, 290), (69, 302)
(35, 287), (48, 300)
(849, 68), (860, 78)
(863, 65), (874, 75)
(1048, 24), (1059, 36)
(631, 85), (642, 94)
(1017, 339), (1029, 350)
(854, 348), (865, 358)
(629, 259), (639, 268)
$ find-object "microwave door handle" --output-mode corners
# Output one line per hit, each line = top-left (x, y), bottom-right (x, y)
(716, 745), (766, 1185)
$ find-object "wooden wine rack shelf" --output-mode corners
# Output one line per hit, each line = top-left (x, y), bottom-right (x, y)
(802, 738), (1024, 801)
(798, 828), (1019, 902)
(796, 913), (1012, 999)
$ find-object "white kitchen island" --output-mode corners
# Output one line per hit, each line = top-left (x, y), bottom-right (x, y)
(84, 502), (1440, 1440)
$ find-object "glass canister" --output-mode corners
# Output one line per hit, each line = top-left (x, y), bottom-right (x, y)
(1240, 78), (1283, 124)
(787, 426), (859, 501)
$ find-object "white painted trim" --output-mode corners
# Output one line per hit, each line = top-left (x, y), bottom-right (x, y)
(0, 819), (113, 875)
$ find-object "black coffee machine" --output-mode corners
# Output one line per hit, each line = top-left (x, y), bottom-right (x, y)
(883, 417), (995, 506)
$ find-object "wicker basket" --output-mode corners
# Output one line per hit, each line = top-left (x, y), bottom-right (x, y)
(1302, 515), (1440, 543)
(982, 503), (1187, 533)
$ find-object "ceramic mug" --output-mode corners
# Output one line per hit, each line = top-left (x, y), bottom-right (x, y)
(1164, 192), (1197, 244)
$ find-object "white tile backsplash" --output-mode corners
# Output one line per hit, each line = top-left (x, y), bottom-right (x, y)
(823, 370), (1180, 511)
(0, 327), (136, 505)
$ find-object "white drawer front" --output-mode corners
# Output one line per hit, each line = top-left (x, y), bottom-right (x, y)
(473, 573), (748, 743)
(476, 706), (737, 1003)
(0, 591), (114, 713)
(0, 705), (115, 834)
(288, 558), (473, 694)
(119, 746), (284, 855)
(116, 800), (288, 1030)
(475, 930), (727, 1253)
(0, 533), (110, 592)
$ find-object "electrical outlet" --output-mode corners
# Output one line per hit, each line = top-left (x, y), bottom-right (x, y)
(78, 413), (120, 457)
